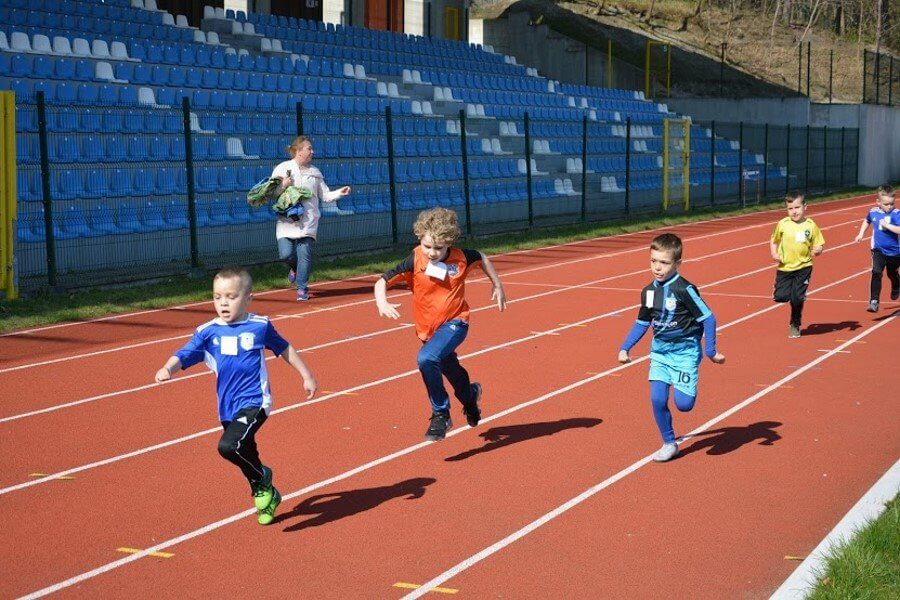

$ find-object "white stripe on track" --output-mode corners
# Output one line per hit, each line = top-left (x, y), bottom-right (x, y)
(0, 238), (866, 493)
(16, 267), (877, 599)
(0, 196), (868, 367)
(770, 457), (900, 599)
(0, 223), (853, 424)
(0, 213), (858, 376)
(402, 312), (896, 599)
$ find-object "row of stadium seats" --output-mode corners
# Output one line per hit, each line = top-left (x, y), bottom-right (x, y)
(17, 199), (273, 242)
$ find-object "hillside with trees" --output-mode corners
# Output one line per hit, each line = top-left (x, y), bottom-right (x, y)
(473, 0), (897, 102)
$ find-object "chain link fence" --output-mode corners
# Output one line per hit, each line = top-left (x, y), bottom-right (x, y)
(12, 92), (860, 291)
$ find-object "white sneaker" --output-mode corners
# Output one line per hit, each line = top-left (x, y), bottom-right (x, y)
(653, 443), (679, 462)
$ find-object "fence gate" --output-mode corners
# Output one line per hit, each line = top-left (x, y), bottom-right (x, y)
(662, 117), (690, 211)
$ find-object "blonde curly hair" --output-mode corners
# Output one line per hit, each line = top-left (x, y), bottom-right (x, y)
(412, 207), (461, 245)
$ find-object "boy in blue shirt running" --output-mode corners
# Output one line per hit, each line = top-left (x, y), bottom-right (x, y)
(155, 267), (317, 525)
(854, 185), (899, 312)
(618, 234), (725, 462)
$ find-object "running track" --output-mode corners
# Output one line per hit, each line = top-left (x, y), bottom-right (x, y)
(1, 194), (897, 599)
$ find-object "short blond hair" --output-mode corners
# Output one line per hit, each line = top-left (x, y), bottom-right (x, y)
(877, 184), (895, 198)
(214, 266), (253, 292)
(285, 135), (312, 158)
(413, 207), (461, 245)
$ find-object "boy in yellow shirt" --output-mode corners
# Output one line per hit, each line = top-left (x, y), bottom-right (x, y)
(770, 191), (825, 338)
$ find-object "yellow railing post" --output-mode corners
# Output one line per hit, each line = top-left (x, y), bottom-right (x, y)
(644, 40), (651, 98)
(0, 91), (17, 299)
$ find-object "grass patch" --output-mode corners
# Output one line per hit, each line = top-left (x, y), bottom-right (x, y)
(808, 492), (900, 599)
(0, 187), (870, 333)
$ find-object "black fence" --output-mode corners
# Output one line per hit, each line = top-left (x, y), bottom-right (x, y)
(13, 93), (860, 290)
(863, 50), (899, 106)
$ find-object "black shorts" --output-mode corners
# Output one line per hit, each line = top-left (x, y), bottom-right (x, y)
(774, 266), (812, 304)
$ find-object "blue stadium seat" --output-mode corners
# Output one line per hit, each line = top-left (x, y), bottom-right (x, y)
(89, 204), (121, 235)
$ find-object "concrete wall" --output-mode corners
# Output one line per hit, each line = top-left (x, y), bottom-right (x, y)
(668, 98), (898, 186)
(857, 104), (900, 186)
(478, 11), (643, 91)
(666, 97), (811, 126)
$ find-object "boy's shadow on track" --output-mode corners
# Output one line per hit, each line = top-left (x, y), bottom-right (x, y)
(445, 417), (603, 462)
(677, 421), (782, 459)
(278, 477), (436, 532)
(801, 321), (861, 336)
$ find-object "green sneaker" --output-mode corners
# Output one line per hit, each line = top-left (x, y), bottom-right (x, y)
(251, 466), (274, 511)
(257, 487), (281, 526)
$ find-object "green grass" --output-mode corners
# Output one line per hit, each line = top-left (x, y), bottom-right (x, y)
(808, 493), (900, 599)
(0, 187), (870, 333)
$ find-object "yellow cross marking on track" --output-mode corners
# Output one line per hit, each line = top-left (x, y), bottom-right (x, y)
(784, 555), (806, 561)
(117, 547), (174, 559)
(29, 473), (74, 480)
(393, 582), (458, 594)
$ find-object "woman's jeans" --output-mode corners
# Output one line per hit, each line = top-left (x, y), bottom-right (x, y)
(277, 236), (314, 293)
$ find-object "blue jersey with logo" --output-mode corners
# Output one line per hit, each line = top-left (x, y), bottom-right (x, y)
(637, 274), (711, 342)
(867, 208), (900, 256)
(175, 314), (290, 422)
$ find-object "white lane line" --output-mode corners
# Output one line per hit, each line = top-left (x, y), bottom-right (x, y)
(0, 198), (867, 367)
(770, 458), (900, 599)
(0, 255), (866, 495)
(16, 268), (877, 599)
(0, 229), (796, 420)
(402, 313), (897, 599)
(0, 210), (861, 379)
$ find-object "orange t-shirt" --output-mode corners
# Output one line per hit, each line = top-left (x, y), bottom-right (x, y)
(383, 246), (483, 341)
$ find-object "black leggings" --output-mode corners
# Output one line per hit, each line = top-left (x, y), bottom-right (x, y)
(774, 266), (813, 327)
(870, 250), (900, 302)
(218, 406), (268, 484)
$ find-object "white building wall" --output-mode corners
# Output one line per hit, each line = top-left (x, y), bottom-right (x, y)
(323, 0), (344, 25)
(405, 0), (425, 36)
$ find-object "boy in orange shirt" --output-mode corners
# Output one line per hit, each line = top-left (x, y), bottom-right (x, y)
(374, 208), (507, 441)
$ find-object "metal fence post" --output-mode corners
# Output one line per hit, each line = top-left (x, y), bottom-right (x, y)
(581, 115), (587, 221)
(822, 126), (827, 190)
(710, 120), (716, 206)
(524, 111), (533, 228)
(385, 106), (398, 245)
(762, 123), (769, 200)
(36, 91), (56, 287)
(624, 117), (632, 214)
(738, 121), (744, 207)
(798, 43), (803, 96)
(719, 43), (726, 96)
(181, 97), (200, 269)
(458, 109), (472, 236)
(863, 51), (868, 103)
(840, 127), (846, 186)
(295, 100), (304, 135)
(888, 56), (894, 106)
(828, 50), (833, 103)
(875, 52), (881, 105)
(806, 41), (811, 98)
(785, 123), (791, 196)
(804, 125), (810, 194)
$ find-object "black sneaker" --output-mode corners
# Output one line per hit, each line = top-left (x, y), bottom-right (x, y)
(892, 288), (899, 301)
(463, 383), (483, 427)
(425, 411), (452, 441)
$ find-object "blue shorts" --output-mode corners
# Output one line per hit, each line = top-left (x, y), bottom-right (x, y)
(648, 337), (702, 397)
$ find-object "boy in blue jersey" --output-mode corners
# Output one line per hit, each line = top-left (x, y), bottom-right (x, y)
(854, 185), (899, 312)
(155, 266), (317, 525)
(618, 234), (725, 462)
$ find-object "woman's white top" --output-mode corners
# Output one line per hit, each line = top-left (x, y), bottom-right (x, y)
(270, 159), (342, 240)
